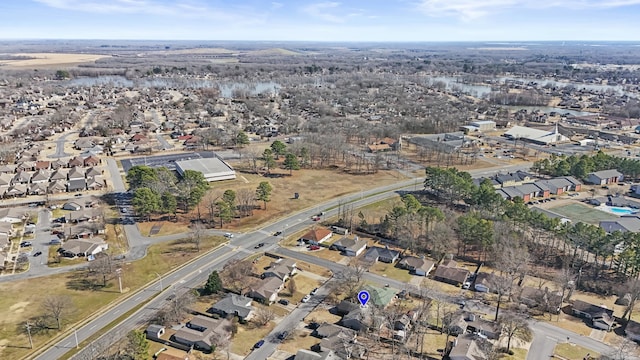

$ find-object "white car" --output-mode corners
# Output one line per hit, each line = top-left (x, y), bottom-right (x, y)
(301, 295), (311, 303)
(462, 282), (471, 290)
(224, 233), (234, 238)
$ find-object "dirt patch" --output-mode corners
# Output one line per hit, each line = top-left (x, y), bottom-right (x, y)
(0, 339), (8, 349)
(9, 301), (29, 314)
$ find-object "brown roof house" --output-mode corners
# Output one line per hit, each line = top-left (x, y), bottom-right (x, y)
(571, 300), (615, 331)
(172, 315), (231, 352)
(300, 228), (333, 245)
(263, 258), (297, 281)
(245, 277), (284, 304)
(398, 256), (435, 276)
(434, 265), (470, 287)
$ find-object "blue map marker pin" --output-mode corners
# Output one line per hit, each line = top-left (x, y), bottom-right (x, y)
(357, 290), (370, 307)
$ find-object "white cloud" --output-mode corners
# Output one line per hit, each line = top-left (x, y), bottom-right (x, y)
(302, 2), (345, 23)
(34, 0), (239, 20)
(416, 0), (640, 20)
(271, 2), (283, 9)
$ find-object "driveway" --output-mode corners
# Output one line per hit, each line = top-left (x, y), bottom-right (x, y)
(47, 130), (77, 159)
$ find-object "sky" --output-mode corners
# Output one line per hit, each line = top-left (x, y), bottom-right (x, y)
(1, 0), (640, 42)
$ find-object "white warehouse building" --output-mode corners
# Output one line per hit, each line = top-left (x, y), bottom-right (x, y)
(175, 157), (236, 182)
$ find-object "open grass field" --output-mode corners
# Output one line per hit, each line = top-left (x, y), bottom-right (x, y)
(278, 329), (320, 354)
(136, 221), (191, 237)
(0, 235), (225, 359)
(0, 53), (109, 68)
(554, 342), (599, 360)
(231, 320), (275, 356)
(188, 167), (408, 232)
(549, 203), (617, 224)
(368, 261), (413, 283)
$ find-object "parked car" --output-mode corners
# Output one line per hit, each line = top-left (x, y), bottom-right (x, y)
(33, 251), (42, 257)
(309, 245), (320, 250)
(74, 193), (83, 197)
(310, 288), (319, 295)
(301, 295), (311, 303)
(277, 331), (289, 340)
(312, 216), (320, 221)
(254, 339), (265, 348)
(224, 233), (234, 238)
(462, 282), (471, 290)
(278, 299), (289, 305)
(19, 241), (32, 247)
(50, 239), (62, 245)
(255, 243), (265, 249)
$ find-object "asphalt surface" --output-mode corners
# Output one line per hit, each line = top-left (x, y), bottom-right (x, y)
(26, 160), (557, 359)
(47, 131), (76, 159)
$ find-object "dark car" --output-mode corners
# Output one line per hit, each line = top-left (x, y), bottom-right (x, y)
(20, 241), (32, 247)
(278, 299), (289, 305)
(74, 193), (83, 197)
(255, 243), (265, 249)
(277, 331), (289, 340)
(33, 251), (42, 257)
(273, 231), (282, 236)
(254, 339), (265, 348)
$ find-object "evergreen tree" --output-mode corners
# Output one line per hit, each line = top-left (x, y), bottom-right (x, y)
(203, 271), (223, 295)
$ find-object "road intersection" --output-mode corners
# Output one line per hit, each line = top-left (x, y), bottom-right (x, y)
(18, 161), (626, 360)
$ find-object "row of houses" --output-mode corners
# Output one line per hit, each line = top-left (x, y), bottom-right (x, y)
(0, 155), (102, 173)
(244, 258), (297, 304)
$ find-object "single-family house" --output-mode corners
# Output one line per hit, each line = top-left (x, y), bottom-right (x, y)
(67, 167), (85, 181)
(0, 173), (13, 186)
(85, 167), (102, 178)
(335, 300), (360, 316)
(172, 315), (231, 352)
(48, 180), (67, 194)
(86, 177), (104, 190)
(398, 256), (435, 276)
(330, 226), (349, 236)
(294, 349), (340, 360)
(6, 184), (27, 197)
(60, 238), (108, 258)
(300, 228), (333, 245)
(83, 155), (100, 167)
(50, 168), (68, 181)
(434, 265), (470, 287)
(145, 324), (166, 339)
(0, 233), (10, 251)
(474, 273), (508, 293)
(448, 334), (485, 360)
(29, 182), (48, 195)
(245, 277), (283, 304)
(465, 313), (501, 339)
(62, 202), (82, 211)
(263, 258), (297, 281)
(363, 246), (400, 263)
(209, 294), (254, 321)
(571, 300), (615, 331)
(329, 237), (367, 257)
(30, 169), (49, 183)
(68, 179), (87, 192)
(362, 285), (396, 307)
(625, 319), (640, 342)
(587, 170), (623, 185)
(0, 208), (26, 223)
(68, 157), (84, 168)
(518, 286), (562, 313)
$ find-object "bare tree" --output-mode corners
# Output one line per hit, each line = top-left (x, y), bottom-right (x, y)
(254, 307), (276, 326)
(498, 313), (533, 352)
(88, 254), (114, 287)
(189, 222), (205, 252)
(236, 188), (256, 217)
(221, 258), (254, 293)
(287, 278), (297, 297)
(42, 295), (73, 329)
(333, 259), (368, 300)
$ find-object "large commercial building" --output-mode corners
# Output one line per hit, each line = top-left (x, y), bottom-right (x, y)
(503, 124), (569, 145)
(175, 157), (236, 182)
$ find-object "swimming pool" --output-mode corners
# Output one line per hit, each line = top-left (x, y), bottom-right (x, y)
(597, 205), (638, 215)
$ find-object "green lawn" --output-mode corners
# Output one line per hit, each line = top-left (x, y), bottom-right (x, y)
(549, 203), (617, 224)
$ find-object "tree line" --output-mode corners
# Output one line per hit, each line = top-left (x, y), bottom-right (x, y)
(531, 151), (640, 181)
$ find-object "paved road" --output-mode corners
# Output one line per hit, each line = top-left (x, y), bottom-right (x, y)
(30, 208), (52, 271)
(29, 161), (533, 358)
(246, 281), (332, 360)
(47, 131), (77, 159)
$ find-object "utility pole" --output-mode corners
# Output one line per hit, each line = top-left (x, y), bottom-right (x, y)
(25, 322), (33, 349)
